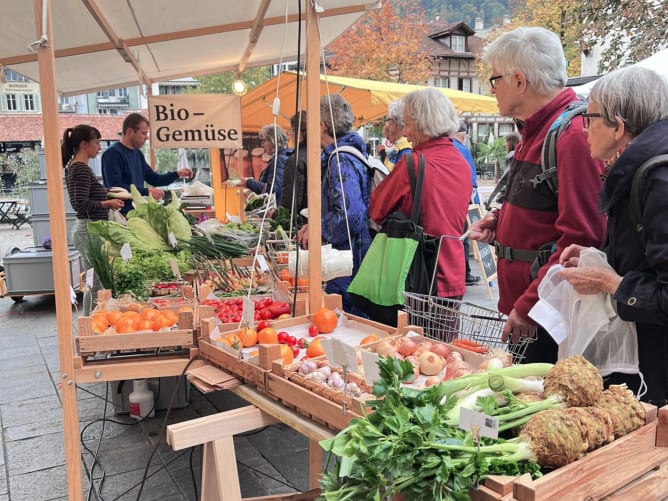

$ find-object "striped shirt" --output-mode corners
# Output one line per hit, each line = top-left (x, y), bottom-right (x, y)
(65, 161), (108, 220)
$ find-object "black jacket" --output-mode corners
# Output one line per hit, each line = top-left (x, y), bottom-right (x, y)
(599, 119), (668, 404)
(280, 142), (307, 214)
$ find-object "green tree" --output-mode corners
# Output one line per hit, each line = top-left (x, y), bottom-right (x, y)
(579, 0), (667, 72)
(189, 66), (272, 94)
(326, 1), (433, 84)
(2, 150), (41, 200)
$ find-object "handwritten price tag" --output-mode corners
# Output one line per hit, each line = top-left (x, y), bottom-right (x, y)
(169, 258), (182, 281)
(120, 243), (132, 262)
(168, 232), (177, 248)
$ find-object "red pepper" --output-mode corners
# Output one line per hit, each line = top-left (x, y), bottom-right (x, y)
(265, 301), (291, 318)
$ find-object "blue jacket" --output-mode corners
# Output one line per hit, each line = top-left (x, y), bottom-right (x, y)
(452, 137), (479, 204)
(102, 142), (179, 213)
(247, 148), (290, 206)
(321, 132), (372, 275)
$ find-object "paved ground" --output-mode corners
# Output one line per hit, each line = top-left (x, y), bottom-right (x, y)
(0, 211), (500, 500)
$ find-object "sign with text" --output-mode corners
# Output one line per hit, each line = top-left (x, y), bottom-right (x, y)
(148, 94), (241, 149)
(467, 204), (497, 300)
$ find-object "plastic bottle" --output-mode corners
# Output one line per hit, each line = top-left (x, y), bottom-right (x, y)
(128, 379), (155, 420)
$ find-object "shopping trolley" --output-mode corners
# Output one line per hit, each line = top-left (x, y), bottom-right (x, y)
(403, 291), (534, 361)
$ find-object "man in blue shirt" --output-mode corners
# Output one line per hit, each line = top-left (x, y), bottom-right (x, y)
(102, 113), (192, 213)
(452, 121), (480, 285)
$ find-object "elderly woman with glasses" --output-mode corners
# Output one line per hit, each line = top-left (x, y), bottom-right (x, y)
(245, 124), (290, 206)
(559, 66), (668, 405)
(376, 100), (412, 172)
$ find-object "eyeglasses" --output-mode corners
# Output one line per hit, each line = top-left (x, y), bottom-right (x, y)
(582, 113), (602, 129)
(489, 74), (504, 89)
(384, 118), (394, 124)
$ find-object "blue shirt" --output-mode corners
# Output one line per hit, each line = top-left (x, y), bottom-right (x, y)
(452, 137), (479, 204)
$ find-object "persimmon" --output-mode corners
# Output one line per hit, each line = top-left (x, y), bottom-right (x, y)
(91, 317), (108, 335)
(257, 327), (278, 344)
(121, 311), (141, 324)
(279, 344), (294, 365)
(115, 317), (138, 334)
(312, 307), (338, 333)
(224, 333), (243, 351)
(239, 327), (258, 348)
(360, 333), (379, 346)
(306, 337), (325, 358)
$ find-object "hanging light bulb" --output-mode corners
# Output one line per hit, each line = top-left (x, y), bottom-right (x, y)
(232, 76), (248, 96)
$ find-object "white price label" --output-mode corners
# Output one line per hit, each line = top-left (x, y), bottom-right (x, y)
(120, 243), (132, 262)
(85, 268), (95, 290)
(169, 258), (182, 281)
(242, 297), (255, 325)
(69, 285), (78, 305)
(458, 407), (499, 439)
(209, 325), (221, 342)
(255, 254), (269, 273)
(361, 350), (381, 386)
(320, 338), (358, 370)
(168, 232), (177, 248)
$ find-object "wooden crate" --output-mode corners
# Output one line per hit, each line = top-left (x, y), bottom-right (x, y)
(75, 311), (195, 357)
(470, 404), (668, 501)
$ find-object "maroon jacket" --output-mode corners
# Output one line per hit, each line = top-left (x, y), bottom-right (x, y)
(369, 136), (471, 297)
(496, 88), (606, 318)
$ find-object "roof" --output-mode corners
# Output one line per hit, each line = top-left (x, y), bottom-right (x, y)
(0, 114), (125, 142)
(0, 1), (371, 97)
(421, 21), (483, 59)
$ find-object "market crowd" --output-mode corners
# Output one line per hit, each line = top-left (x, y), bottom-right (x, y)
(62, 25), (668, 407)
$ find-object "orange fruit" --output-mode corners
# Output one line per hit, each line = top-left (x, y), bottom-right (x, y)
(224, 333), (242, 350)
(162, 309), (179, 325)
(125, 302), (143, 312)
(121, 311), (141, 323)
(137, 319), (154, 331)
(91, 317), (108, 335)
(140, 308), (159, 321)
(105, 310), (123, 326)
(257, 327), (278, 344)
(306, 337), (325, 358)
(278, 269), (292, 283)
(360, 333), (379, 346)
(152, 314), (174, 331)
(239, 327), (258, 348)
(115, 317), (137, 334)
(279, 344), (294, 365)
(312, 307), (338, 334)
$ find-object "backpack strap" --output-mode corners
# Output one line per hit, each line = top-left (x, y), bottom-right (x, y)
(532, 101), (589, 194)
(630, 154), (668, 233)
(405, 153), (426, 225)
(329, 145), (369, 167)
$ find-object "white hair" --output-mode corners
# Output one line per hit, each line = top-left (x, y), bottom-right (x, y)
(401, 88), (459, 138)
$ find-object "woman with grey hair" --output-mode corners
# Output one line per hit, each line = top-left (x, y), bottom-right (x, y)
(297, 94), (372, 315)
(559, 66), (668, 405)
(245, 124), (289, 205)
(365, 88), (472, 324)
(377, 100), (412, 172)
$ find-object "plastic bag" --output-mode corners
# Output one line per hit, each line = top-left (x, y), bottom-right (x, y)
(182, 180), (213, 197)
(288, 244), (353, 282)
(529, 247), (639, 376)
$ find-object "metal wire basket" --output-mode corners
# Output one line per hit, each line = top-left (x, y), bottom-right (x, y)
(403, 291), (534, 361)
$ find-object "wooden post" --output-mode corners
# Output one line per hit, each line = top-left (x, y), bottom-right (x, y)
(305, 0), (323, 311)
(32, 0), (82, 498)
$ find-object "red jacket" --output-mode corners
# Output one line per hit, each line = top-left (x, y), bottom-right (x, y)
(496, 89), (606, 318)
(369, 136), (471, 297)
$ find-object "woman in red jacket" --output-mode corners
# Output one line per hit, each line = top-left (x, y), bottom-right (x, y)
(369, 88), (472, 302)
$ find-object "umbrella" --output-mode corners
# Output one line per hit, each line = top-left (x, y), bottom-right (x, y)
(241, 71), (499, 132)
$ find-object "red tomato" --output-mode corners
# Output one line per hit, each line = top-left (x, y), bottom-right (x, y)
(297, 338), (309, 349)
(291, 345), (300, 357)
(286, 335), (297, 346)
(257, 320), (271, 332)
(277, 331), (289, 344)
(259, 308), (273, 320)
(308, 325), (320, 337)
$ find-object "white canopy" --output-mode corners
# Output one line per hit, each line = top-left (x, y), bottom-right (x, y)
(0, 0), (372, 96)
(572, 48), (668, 97)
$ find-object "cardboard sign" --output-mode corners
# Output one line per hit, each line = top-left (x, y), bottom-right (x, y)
(148, 94), (242, 148)
(459, 407), (499, 439)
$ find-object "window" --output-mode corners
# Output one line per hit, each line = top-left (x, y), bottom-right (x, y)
(458, 78), (472, 93)
(451, 35), (466, 52)
(5, 94), (18, 111)
(477, 123), (491, 143)
(499, 123), (515, 136)
(117, 88), (128, 97)
(5, 69), (28, 82)
(23, 94), (36, 111)
(433, 77), (449, 88)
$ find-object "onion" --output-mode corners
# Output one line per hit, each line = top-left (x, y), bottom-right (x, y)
(375, 339), (398, 356)
(486, 358), (505, 371)
(418, 352), (444, 376)
(397, 338), (418, 357)
(425, 376), (442, 387)
(447, 351), (464, 363)
(445, 360), (472, 380)
(429, 343), (450, 359)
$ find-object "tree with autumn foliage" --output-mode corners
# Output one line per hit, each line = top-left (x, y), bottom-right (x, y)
(579, 0), (667, 72)
(326, 1), (432, 84)
(189, 66), (272, 94)
(510, 0), (582, 76)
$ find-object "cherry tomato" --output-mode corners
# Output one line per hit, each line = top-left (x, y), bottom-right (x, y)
(259, 308), (273, 320)
(257, 320), (271, 332)
(297, 338), (309, 349)
(286, 335), (297, 346)
(291, 345), (300, 357)
(277, 331), (289, 344)
(308, 324), (320, 337)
